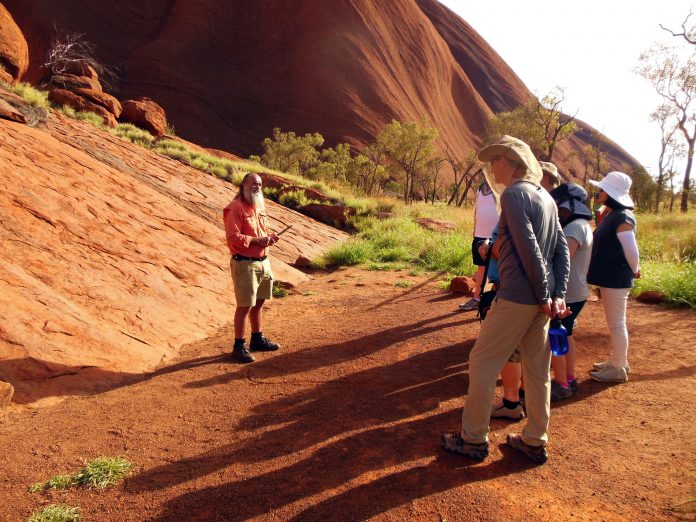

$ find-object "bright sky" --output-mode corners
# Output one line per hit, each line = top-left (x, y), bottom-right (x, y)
(440, 0), (695, 177)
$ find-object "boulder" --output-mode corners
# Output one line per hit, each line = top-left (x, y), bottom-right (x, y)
(449, 276), (475, 295)
(0, 4), (28, 83)
(60, 61), (100, 81)
(73, 87), (122, 117)
(120, 97), (167, 136)
(0, 381), (13, 418)
(636, 290), (666, 305)
(416, 217), (457, 232)
(0, 87), (48, 126)
(258, 172), (294, 190)
(48, 88), (117, 127)
(0, 97), (26, 123)
(44, 73), (102, 93)
(299, 203), (355, 228)
(294, 255), (312, 268)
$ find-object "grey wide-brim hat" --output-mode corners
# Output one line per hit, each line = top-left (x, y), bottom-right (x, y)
(589, 171), (634, 208)
(539, 161), (562, 188)
(477, 135), (543, 185)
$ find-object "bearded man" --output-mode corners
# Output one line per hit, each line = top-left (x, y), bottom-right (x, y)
(223, 173), (281, 363)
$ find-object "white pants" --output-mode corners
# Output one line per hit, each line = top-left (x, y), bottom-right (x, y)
(600, 287), (631, 368)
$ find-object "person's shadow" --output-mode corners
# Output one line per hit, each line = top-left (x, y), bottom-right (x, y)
(145, 409), (537, 521)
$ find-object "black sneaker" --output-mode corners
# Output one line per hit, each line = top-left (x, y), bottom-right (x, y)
(440, 433), (489, 461)
(550, 380), (572, 401)
(232, 343), (256, 363)
(507, 433), (548, 464)
(568, 379), (579, 393)
(250, 335), (280, 352)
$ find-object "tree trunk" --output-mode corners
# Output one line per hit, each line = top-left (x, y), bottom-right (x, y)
(680, 137), (694, 212)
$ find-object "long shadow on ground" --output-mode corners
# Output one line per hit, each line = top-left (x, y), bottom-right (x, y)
(146, 408), (536, 521)
(128, 339), (475, 495)
(185, 311), (477, 388)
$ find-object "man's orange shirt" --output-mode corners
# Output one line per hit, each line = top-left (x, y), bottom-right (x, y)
(223, 198), (269, 258)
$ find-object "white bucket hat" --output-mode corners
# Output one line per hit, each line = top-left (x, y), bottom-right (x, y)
(589, 171), (634, 208)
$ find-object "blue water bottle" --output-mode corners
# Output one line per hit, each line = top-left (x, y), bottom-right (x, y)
(548, 318), (569, 356)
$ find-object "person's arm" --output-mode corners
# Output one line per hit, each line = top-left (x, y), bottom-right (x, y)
(551, 221), (570, 299)
(566, 237), (580, 258)
(617, 227), (640, 277)
(501, 191), (549, 304)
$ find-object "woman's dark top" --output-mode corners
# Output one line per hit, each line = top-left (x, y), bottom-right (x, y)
(587, 208), (637, 289)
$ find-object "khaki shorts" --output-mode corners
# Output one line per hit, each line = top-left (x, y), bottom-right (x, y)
(230, 257), (273, 307)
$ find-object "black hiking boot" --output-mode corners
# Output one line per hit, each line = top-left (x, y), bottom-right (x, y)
(232, 342), (256, 363)
(250, 335), (280, 352)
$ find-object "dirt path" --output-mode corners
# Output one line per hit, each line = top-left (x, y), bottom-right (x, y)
(1, 268), (694, 521)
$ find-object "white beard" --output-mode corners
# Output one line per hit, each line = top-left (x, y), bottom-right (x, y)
(247, 189), (265, 212)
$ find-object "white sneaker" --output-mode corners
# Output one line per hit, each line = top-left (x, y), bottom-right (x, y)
(593, 360), (630, 374)
(490, 401), (525, 420)
(590, 364), (628, 383)
(459, 298), (479, 311)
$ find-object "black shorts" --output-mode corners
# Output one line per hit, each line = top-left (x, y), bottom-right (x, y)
(472, 237), (489, 266)
(561, 300), (586, 335)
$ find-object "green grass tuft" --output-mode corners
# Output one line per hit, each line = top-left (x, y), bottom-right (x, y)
(0, 81), (50, 108)
(394, 280), (414, 288)
(272, 285), (290, 298)
(31, 457), (132, 492)
(26, 505), (80, 522)
(107, 123), (154, 147)
(71, 457), (132, 489)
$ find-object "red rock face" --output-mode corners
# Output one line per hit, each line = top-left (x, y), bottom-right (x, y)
(4, 0), (638, 178)
(0, 93), (347, 405)
(0, 3), (28, 83)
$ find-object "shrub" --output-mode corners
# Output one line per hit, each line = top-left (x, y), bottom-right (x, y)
(278, 189), (310, 208)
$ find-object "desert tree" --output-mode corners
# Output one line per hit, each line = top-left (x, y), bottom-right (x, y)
(637, 43), (696, 212)
(581, 131), (609, 188)
(651, 103), (685, 212)
(259, 127), (324, 176)
(443, 148), (479, 206)
(660, 11), (696, 45)
(418, 156), (447, 204)
(628, 166), (657, 212)
(487, 86), (578, 162)
(376, 119), (439, 204)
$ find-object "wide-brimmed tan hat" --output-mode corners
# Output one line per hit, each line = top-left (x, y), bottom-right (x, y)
(589, 171), (634, 208)
(477, 135), (543, 185)
(539, 161), (562, 188)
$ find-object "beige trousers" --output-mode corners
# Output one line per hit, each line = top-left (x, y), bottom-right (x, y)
(461, 297), (551, 447)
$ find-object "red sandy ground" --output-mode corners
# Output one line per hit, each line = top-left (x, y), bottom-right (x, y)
(0, 267), (694, 521)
